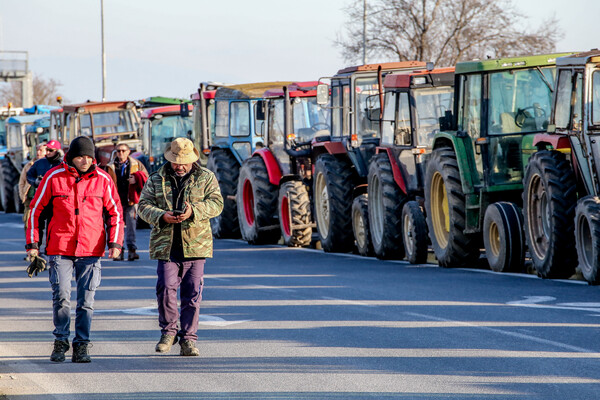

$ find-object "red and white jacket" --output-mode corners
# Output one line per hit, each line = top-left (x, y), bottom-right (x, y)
(26, 161), (124, 257)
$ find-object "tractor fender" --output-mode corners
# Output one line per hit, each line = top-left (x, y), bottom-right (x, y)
(352, 183), (368, 198)
(432, 132), (478, 196)
(532, 133), (571, 151)
(311, 140), (347, 157)
(376, 147), (407, 195)
(253, 148), (282, 186)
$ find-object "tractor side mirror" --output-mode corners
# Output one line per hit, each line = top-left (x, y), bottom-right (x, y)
(255, 100), (266, 121)
(316, 84), (329, 105)
(439, 110), (453, 131)
(180, 103), (190, 118)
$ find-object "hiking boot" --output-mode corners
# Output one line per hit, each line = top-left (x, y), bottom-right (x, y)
(50, 339), (69, 362)
(179, 339), (199, 356)
(128, 250), (139, 261)
(155, 334), (177, 353)
(72, 343), (91, 363)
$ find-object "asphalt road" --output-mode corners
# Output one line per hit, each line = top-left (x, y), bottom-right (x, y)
(0, 212), (599, 399)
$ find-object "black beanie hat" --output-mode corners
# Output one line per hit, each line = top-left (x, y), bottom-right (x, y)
(66, 136), (95, 163)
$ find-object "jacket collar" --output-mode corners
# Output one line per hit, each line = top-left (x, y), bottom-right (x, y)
(61, 160), (98, 179)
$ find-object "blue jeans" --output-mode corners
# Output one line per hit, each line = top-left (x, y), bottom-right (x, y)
(48, 256), (101, 344)
(124, 204), (138, 250)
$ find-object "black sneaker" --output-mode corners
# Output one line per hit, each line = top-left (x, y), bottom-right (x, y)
(128, 250), (139, 261)
(155, 334), (177, 353)
(180, 339), (199, 356)
(72, 343), (91, 363)
(50, 339), (70, 362)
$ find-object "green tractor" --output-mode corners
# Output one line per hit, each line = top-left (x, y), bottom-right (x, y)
(424, 53), (572, 271)
(523, 50), (600, 284)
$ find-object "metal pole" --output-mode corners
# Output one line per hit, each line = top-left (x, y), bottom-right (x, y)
(101, 0), (106, 101)
(363, 0), (367, 65)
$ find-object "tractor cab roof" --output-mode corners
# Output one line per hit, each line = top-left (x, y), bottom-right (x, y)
(215, 81), (294, 99)
(335, 61), (427, 76)
(263, 81), (321, 98)
(139, 96), (191, 108)
(555, 49), (600, 66)
(190, 89), (217, 101)
(56, 101), (137, 114)
(26, 116), (51, 132)
(141, 104), (194, 119)
(7, 114), (48, 125)
(23, 105), (60, 114)
(384, 67), (455, 89)
(456, 52), (574, 74)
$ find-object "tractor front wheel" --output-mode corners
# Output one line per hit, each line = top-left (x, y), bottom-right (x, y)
(352, 194), (373, 257)
(278, 180), (312, 247)
(483, 202), (525, 272)
(402, 200), (428, 264)
(574, 196), (600, 285)
(424, 147), (480, 267)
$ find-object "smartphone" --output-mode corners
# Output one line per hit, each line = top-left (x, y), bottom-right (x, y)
(172, 210), (183, 216)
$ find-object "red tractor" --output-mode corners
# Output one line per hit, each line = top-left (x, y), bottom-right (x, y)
(365, 67), (455, 262)
(236, 82), (329, 246)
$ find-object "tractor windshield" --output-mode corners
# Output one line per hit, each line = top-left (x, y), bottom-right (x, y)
(292, 97), (330, 142)
(487, 66), (555, 135)
(150, 115), (194, 166)
(413, 86), (454, 146)
(80, 110), (138, 137)
(0, 122), (6, 146)
(355, 77), (381, 139)
(592, 71), (600, 126)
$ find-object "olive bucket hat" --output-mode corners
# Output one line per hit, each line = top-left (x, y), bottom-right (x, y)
(164, 138), (199, 164)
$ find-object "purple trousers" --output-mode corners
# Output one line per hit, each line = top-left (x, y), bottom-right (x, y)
(156, 259), (205, 341)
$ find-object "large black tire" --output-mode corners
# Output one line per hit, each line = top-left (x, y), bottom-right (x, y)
(313, 154), (355, 253)
(279, 181), (312, 247)
(236, 156), (280, 245)
(523, 150), (577, 279)
(13, 184), (24, 214)
(1, 158), (18, 213)
(402, 200), (428, 264)
(574, 196), (600, 285)
(483, 202), (525, 272)
(367, 153), (405, 259)
(424, 147), (480, 267)
(206, 149), (241, 239)
(352, 194), (373, 257)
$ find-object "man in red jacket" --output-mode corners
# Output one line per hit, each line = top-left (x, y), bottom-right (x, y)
(26, 136), (124, 363)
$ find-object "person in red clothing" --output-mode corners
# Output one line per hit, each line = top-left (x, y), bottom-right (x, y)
(25, 136), (124, 363)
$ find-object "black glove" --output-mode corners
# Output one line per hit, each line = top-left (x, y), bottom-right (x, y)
(26, 256), (47, 278)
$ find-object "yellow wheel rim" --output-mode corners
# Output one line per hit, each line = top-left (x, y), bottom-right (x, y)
(431, 171), (449, 249)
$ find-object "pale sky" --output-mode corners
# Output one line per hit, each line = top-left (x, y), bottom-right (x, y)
(0, 0), (597, 104)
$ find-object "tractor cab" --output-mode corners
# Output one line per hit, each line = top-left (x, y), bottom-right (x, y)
(0, 105), (23, 160)
(140, 103), (194, 172)
(49, 101), (142, 167)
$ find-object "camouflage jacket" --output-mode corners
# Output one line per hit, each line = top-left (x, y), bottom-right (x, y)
(138, 163), (223, 259)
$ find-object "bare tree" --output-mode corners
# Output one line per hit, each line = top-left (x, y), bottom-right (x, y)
(0, 74), (65, 107)
(335, 0), (564, 66)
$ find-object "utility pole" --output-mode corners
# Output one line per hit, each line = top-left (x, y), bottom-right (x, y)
(101, 0), (106, 101)
(362, 0), (367, 65)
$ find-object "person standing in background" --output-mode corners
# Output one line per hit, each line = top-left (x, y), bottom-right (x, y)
(107, 143), (148, 261)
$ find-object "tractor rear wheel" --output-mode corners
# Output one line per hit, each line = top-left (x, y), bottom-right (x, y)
(402, 200), (428, 265)
(523, 150), (577, 278)
(424, 147), (480, 267)
(367, 153), (405, 259)
(237, 156), (280, 245)
(483, 202), (525, 272)
(206, 149), (240, 238)
(278, 180), (312, 247)
(1, 158), (18, 213)
(13, 184), (24, 214)
(574, 196), (600, 285)
(352, 194), (373, 257)
(313, 154), (355, 253)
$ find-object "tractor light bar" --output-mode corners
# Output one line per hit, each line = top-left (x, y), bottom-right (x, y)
(77, 107), (85, 113)
(411, 148), (426, 155)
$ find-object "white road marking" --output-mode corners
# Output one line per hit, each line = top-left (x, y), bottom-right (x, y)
(507, 296), (600, 314)
(405, 311), (594, 353)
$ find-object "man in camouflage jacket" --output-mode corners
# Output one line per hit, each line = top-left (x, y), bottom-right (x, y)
(138, 138), (223, 356)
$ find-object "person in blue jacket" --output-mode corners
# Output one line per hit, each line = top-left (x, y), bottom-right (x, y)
(27, 140), (63, 188)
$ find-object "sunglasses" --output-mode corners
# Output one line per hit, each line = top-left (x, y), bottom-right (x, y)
(116, 149), (129, 153)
